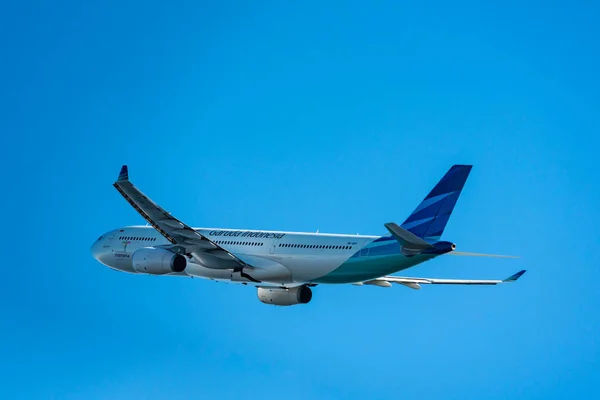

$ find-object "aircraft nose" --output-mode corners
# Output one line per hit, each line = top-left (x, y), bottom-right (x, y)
(91, 240), (103, 261)
(91, 236), (112, 267)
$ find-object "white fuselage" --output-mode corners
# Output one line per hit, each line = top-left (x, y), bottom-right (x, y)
(91, 226), (391, 285)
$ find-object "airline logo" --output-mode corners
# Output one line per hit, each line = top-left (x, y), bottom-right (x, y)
(208, 230), (286, 239)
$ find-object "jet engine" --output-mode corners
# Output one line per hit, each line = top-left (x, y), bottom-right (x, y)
(132, 247), (187, 274)
(257, 286), (312, 306)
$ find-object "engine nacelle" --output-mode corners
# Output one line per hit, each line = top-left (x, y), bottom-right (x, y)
(257, 286), (312, 306)
(132, 247), (187, 275)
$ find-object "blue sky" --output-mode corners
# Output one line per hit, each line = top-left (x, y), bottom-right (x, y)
(2, 0), (599, 398)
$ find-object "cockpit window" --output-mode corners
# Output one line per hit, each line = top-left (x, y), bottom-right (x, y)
(97, 235), (104, 241)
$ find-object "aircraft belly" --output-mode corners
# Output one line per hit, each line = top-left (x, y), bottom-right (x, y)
(185, 263), (233, 280)
(278, 255), (348, 282)
(312, 254), (436, 284)
(185, 256), (294, 285)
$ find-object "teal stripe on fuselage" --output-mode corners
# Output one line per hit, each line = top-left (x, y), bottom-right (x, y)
(312, 253), (438, 284)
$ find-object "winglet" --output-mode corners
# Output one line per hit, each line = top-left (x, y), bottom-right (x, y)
(117, 165), (129, 182)
(503, 270), (526, 282)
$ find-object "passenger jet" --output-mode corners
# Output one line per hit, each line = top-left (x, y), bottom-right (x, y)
(91, 165), (525, 305)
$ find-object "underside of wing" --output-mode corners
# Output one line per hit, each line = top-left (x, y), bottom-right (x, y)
(358, 270), (526, 290)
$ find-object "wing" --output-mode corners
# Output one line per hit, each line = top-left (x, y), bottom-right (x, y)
(113, 165), (249, 270)
(358, 270), (526, 290)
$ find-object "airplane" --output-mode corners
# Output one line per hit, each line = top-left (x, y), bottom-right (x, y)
(91, 164), (525, 306)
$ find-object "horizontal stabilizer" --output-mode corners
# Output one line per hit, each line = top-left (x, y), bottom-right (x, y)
(384, 222), (433, 250)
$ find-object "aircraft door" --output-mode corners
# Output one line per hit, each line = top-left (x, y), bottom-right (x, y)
(269, 239), (279, 254)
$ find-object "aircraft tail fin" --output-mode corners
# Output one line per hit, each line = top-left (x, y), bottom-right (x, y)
(401, 165), (472, 241)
